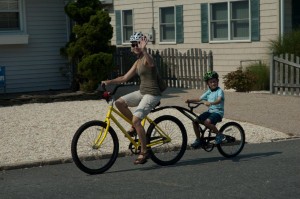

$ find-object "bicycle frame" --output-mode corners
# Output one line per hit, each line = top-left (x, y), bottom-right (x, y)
(152, 104), (213, 138)
(94, 92), (172, 151)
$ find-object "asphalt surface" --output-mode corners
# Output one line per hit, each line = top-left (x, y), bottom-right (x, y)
(1, 139), (299, 199)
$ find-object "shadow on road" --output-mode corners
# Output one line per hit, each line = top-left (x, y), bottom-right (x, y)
(104, 151), (282, 175)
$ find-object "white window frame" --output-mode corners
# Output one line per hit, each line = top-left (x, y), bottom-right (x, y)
(159, 6), (176, 44)
(0, 0), (28, 45)
(121, 9), (133, 44)
(209, 0), (251, 43)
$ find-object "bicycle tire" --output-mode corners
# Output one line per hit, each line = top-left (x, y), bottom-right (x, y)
(146, 115), (187, 166)
(217, 122), (245, 158)
(71, 120), (119, 174)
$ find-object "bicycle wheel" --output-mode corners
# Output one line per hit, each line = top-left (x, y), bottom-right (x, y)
(146, 115), (187, 166)
(217, 122), (245, 158)
(71, 120), (119, 174)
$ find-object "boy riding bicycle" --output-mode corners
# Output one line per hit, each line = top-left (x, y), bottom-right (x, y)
(185, 71), (225, 148)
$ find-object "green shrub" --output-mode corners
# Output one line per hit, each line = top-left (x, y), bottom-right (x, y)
(247, 63), (270, 91)
(78, 52), (112, 91)
(269, 29), (300, 58)
(223, 67), (257, 92)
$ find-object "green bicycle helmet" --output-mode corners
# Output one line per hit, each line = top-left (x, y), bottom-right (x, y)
(204, 71), (219, 82)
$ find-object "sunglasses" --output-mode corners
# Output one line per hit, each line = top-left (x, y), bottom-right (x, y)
(131, 42), (139, 48)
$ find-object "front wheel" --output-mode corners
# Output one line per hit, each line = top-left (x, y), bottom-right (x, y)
(146, 115), (187, 166)
(217, 122), (245, 158)
(71, 120), (119, 174)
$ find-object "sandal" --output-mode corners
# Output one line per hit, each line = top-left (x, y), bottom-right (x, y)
(134, 151), (149, 165)
(126, 126), (137, 137)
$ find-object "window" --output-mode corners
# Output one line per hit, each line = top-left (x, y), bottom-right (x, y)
(115, 6), (183, 45)
(201, 0), (260, 43)
(159, 5), (183, 43)
(210, 3), (229, 41)
(0, 0), (23, 32)
(115, 9), (133, 44)
(160, 7), (175, 42)
(210, 1), (249, 41)
(0, 0), (28, 44)
(122, 10), (133, 43)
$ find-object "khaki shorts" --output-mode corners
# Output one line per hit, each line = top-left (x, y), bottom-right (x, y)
(120, 90), (161, 119)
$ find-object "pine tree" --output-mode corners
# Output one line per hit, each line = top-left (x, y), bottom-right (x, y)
(61, 0), (114, 91)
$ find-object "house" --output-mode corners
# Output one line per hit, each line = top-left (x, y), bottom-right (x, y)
(1, 0), (299, 94)
(0, 0), (70, 94)
(111, 0), (300, 88)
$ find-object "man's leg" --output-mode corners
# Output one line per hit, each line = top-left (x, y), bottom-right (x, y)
(115, 98), (133, 121)
(132, 116), (147, 154)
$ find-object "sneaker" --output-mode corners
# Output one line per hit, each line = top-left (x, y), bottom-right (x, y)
(191, 139), (203, 149)
(214, 134), (225, 144)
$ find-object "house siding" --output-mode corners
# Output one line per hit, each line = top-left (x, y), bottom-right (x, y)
(111, 0), (280, 88)
(0, 0), (69, 93)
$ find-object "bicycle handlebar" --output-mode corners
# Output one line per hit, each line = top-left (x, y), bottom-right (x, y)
(187, 102), (204, 112)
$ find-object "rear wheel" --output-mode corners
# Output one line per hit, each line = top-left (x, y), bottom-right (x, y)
(71, 120), (119, 174)
(217, 122), (245, 158)
(146, 115), (187, 166)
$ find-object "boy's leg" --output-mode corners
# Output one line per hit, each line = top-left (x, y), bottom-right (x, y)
(191, 113), (209, 149)
(203, 120), (219, 134)
(203, 112), (222, 133)
(191, 121), (203, 148)
(203, 113), (225, 144)
(192, 121), (201, 139)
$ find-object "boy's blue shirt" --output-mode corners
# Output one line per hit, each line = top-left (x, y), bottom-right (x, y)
(199, 87), (224, 117)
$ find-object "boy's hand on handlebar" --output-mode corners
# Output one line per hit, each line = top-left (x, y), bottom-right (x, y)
(185, 99), (200, 104)
(204, 101), (211, 107)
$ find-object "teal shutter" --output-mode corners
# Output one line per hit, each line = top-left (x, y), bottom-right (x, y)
(115, 10), (122, 45)
(176, 5), (184, 43)
(201, 3), (209, 43)
(251, 0), (260, 41)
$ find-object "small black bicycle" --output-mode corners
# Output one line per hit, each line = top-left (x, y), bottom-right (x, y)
(152, 102), (245, 158)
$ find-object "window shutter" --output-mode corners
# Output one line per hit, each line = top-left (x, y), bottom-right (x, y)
(115, 10), (122, 45)
(176, 5), (184, 43)
(201, 3), (209, 43)
(251, 0), (260, 41)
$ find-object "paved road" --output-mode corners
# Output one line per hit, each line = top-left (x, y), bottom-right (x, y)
(1, 140), (299, 199)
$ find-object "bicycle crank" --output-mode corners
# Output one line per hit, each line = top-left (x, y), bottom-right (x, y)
(128, 139), (141, 154)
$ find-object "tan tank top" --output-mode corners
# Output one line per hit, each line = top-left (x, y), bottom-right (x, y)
(136, 56), (161, 96)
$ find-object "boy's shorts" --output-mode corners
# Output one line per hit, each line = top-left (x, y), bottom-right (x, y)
(197, 111), (222, 125)
(120, 90), (161, 119)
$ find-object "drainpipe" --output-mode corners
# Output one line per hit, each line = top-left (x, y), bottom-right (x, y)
(150, 0), (155, 43)
(280, 0), (285, 36)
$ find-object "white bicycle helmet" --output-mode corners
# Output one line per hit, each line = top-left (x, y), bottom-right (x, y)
(130, 32), (143, 42)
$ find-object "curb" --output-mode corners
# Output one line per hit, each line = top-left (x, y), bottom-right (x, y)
(0, 151), (135, 171)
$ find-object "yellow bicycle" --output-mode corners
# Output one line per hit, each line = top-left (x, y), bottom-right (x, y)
(71, 84), (187, 174)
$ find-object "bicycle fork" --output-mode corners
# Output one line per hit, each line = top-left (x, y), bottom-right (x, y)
(93, 107), (115, 149)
